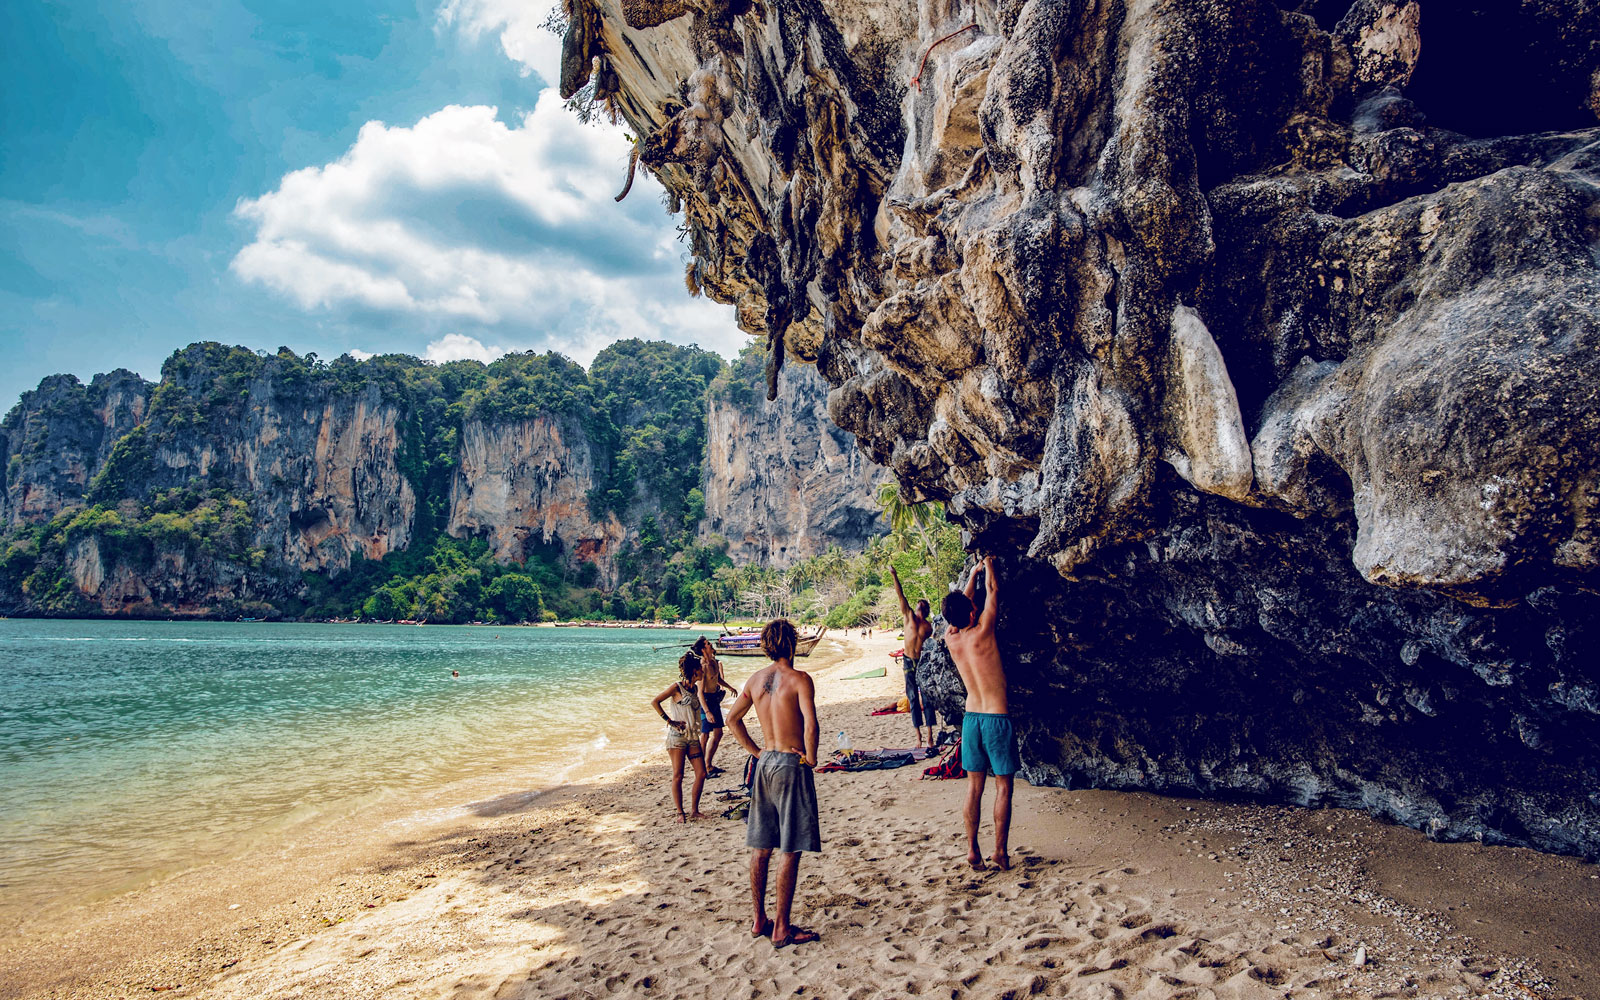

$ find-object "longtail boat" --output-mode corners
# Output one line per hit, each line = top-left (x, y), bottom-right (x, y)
(712, 626), (827, 657)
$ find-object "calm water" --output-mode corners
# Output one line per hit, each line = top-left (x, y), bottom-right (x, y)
(0, 620), (711, 916)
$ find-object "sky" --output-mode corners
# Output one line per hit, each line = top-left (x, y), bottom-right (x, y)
(0, 0), (741, 414)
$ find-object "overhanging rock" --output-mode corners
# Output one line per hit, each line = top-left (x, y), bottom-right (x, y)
(576, 0), (1600, 856)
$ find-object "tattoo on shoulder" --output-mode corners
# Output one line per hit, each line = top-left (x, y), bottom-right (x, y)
(761, 672), (777, 694)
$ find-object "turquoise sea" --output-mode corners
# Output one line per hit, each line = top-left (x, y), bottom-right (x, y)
(0, 619), (713, 919)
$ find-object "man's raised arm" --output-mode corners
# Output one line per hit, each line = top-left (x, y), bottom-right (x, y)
(963, 559), (982, 601)
(726, 681), (762, 758)
(889, 566), (913, 620)
(978, 555), (1000, 631)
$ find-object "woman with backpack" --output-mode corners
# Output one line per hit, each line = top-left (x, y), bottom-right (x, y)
(651, 651), (708, 822)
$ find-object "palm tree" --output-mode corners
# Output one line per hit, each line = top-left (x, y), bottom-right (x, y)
(875, 480), (942, 559)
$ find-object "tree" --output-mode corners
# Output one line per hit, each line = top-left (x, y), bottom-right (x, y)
(363, 584), (410, 621)
(875, 480), (942, 558)
(487, 573), (544, 622)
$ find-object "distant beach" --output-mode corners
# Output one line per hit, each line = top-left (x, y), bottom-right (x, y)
(1, 630), (1595, 1000)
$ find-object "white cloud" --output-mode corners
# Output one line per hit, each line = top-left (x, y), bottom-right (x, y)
(347, 348), (377, 361)
(231, 94), (746, 366)
(424, 333), (510, 364)
(435, 0), (562, 80)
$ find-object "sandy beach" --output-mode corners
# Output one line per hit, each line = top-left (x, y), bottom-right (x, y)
(3, 632), (1596, 1000)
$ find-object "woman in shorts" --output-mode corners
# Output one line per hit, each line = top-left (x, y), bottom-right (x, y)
(695, 638), (738, 777)
(651, 651), (707, 822)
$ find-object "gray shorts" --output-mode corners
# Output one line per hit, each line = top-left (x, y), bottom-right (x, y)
(745, 751), (821, 853)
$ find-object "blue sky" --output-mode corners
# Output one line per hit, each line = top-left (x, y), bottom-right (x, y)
(0, 0), (739, 413)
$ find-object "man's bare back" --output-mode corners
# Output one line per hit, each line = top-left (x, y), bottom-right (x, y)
(945, 557), (1007, 714)
(903, 610), (931, 662)
(945, 627), (1007, 714)
(739, 660), (819, 763)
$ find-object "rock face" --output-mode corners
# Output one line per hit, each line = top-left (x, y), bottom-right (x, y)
(0, 371), (149, 526)
(577, 0), (1600, 854)
(2, 341), (885, 615)
(143, 382), (419, 574)
(448, 416), (627, 583)
(2, 351), (421, 613)
(702, 356), (884, 567)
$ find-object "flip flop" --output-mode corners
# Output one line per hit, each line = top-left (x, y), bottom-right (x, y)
(772, 927), (820, 949)
(752, 918), (772, 938)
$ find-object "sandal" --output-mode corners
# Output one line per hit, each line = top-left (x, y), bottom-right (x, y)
(772, 927), (820, 949)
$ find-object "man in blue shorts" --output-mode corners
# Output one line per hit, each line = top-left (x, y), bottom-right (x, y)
(942, 555), (1017, 871)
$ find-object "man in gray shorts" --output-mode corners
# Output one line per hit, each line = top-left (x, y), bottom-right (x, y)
(726, 618), (822, 948)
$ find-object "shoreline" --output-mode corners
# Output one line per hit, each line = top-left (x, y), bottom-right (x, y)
(0, 613), (742, 628)
(0, 619), (734, 931)
(3, 632), (1596, 999)
(0, 632), (867, 997)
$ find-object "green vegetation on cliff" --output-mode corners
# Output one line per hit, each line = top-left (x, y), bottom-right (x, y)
(1, 338), (919, 623)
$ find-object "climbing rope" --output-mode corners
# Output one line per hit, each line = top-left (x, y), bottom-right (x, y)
(912, 23), (979, 92)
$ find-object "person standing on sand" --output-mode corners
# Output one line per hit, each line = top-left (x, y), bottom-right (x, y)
(889, 566), (937, 747)
(651, 651), (707, 822)
(942, 555), (1016, 871)
(696, 637), (738, 776)
(725, 619), (822, 948)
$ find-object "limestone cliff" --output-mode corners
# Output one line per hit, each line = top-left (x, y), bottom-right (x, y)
(702, 351), (884, 566)
(2, 340), (884, 617)
(448, 416), (627, 584)
(575, 0), (1600, 854)
(143, 381), (418, 574)
(0, 371), (149, 526)
(2, 347), (422, 613)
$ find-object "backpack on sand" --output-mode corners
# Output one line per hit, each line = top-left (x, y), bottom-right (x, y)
(922, 743), (964, 780)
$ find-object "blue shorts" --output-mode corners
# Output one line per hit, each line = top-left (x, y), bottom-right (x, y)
(961, 712), (1019, 776)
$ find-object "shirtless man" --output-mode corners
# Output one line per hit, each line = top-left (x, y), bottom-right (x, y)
(942, 555), (1016, 871)
(725, 619), (822, 948)
(889, 566), (937, 746)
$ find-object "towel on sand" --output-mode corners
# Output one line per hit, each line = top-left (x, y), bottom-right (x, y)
(843, 666), (887, 680)
(815, 747), (938, 773)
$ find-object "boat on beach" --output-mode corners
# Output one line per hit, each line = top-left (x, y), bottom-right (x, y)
(713, 626), (827, 657)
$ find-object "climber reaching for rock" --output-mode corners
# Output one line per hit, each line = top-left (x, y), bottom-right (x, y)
(943, 555), (1016, 871)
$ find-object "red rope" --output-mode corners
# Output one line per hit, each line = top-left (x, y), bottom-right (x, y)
(912, 23), (979, 92)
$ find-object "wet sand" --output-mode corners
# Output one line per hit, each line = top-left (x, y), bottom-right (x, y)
(2, 632), (1595, 999)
